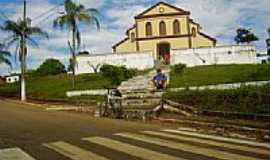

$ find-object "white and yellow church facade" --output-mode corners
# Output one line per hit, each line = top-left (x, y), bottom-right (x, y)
(75, 2), (256, 75)
(112, 1), (217, 61)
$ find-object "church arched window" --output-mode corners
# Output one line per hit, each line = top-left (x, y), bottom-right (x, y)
(159, 21), (166, 36)
(173, 20), (180, 34)
(146, 22), (152, 36)
(130, 32), (135, 42)
(192, 27), (196, 37)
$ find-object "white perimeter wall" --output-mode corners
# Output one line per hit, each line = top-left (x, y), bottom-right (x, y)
(75, 52), (154, 75)
(171, 45), (257, 67)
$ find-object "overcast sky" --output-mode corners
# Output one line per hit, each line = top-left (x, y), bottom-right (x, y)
(0, 0), (270, 75)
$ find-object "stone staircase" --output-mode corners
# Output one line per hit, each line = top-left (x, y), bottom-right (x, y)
(117, 66), (170, 119)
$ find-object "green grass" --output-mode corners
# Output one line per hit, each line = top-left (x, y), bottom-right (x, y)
(0, 68), (153, 103)
(164, 84), (270, 114)
(0, 73), (112, 101)
(170, 64), (270, 88)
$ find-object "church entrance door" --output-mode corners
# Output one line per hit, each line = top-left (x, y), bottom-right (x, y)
(157, 42), (170, 64)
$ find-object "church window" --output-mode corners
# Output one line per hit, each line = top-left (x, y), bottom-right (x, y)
(146, 22), (152, 36)
(159, 21), (166, 36)
(131, 32), (135, 42)
(173, 20), (180, 34)
(192, 27), (196, 37)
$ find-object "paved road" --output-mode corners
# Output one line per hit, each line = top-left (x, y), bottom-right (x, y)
(0, 99), (269, 160)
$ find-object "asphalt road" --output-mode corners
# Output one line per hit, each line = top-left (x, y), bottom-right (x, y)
(0, 99), (269, 160)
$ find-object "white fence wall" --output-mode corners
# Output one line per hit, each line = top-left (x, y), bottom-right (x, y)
(75, 52), (154, 75)
(171, 45), (257, 67)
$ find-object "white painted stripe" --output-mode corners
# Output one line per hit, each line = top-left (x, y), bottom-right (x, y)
(143, 131), (270, 156)
(43, 141), (109, 160)
(164, 129), (270, 149)
(115, 133), (263, 160)
(0, 148), (35, 160)
(83, 137), (185, 160)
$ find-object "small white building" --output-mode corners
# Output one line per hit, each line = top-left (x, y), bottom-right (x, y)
(256, 52), (270, 64)
(5, 75), (20, 84)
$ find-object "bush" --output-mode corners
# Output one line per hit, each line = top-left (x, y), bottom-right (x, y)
(172, 63), (186, 74)
(34, 59), (66, 77)
(100, 64), (136, 85)
(164, 84), (270, 114)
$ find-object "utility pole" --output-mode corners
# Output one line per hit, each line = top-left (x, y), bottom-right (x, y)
(267, 28), (270, 56)
(21, 0), (27, 101)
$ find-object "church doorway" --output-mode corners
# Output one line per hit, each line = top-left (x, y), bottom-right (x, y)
(157, 42), (170, 64)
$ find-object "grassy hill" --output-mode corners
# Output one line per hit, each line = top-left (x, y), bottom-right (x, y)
(170, 64), (270, 88)
(0, 73), (112, 102)
(1, 64), (270, 106)
(0, 67), (150, 103)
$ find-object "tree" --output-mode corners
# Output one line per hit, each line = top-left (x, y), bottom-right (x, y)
(0, 5), (49, 101)
(267, 28), (270, 55)
(53, 0), (100, 88)
(234, 28), (259, 44)
(34, 59), (66, 77)
(0, 43), (12, 67)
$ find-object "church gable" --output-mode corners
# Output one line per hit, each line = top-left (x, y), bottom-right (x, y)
(135, 2), (190, 19)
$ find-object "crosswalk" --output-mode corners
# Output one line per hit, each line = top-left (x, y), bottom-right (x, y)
(1, 128), (270, 160)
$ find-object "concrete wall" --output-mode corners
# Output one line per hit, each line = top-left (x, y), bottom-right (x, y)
(75, 52), (154, 75)
(171, 45), (257, 67)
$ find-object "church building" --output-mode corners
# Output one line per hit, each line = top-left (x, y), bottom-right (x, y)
(112, 1), (217, 61)
(75, 1), (256, 75)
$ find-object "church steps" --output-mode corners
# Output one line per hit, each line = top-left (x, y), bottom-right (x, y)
(121, 93), (161, 99)
(121, 98), (161, 107)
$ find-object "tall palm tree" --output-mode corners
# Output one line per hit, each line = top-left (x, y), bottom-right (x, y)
(1, 18), (48, 101)
(0, 43), (12, 67)
(53, 0), (100, 88)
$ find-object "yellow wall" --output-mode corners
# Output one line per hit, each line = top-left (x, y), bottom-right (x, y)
(142, 3), (183, 16)
(139, 37), (189, 59)
(136, 15), (189, 38)
(115, 39), (136, 53)
(189, 23), (215, 48)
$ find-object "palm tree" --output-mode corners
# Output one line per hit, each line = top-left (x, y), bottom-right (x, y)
(0, 43), (12, 67)
(53, 0), (100, 88)
(1, 18), (48, 101)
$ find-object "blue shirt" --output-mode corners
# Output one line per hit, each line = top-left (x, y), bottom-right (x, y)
(153, 73), (167, 82)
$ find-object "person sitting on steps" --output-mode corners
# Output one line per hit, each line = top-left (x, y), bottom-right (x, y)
(152, 68), (167, 90)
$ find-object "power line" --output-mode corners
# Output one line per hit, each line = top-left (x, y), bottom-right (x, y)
(34, 11), (57, 27)
(0, 10), (10, 21)
(31, 3), (63, 22)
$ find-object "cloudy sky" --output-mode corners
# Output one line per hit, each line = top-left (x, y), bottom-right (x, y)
(0, 0), (270, 75)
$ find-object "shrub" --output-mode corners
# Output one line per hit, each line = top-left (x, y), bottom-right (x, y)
(172, 63), (186, 74)
(100, 64), (136, 85)
(164, 84), (270, 114)
(34, 59), (66, 77)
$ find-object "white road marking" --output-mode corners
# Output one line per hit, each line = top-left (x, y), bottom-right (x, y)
(43, 141), (109, 160)
(115, 133), (264, 160)
(143, 131), (270, 156)
(83, 137), (185, 160)
(163, 129), (270, 149)
(0, 148), (35, 160)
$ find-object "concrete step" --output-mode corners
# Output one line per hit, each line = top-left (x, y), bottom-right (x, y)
(119, 88), (156, 94)
(122, 98), (161, 107)
(122, 93), (161, 99)
(119, 84), (153, 89)
(122, 105), (157, 110)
